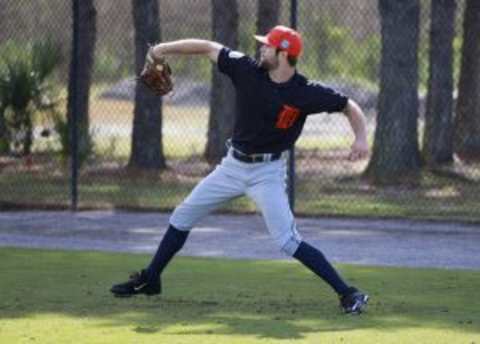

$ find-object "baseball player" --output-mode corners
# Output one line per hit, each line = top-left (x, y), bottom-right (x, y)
(111, 25), (370, 314)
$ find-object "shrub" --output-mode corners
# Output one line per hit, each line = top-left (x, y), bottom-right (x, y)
(0, 39), (61, 155)
(52, 111), (95, 168)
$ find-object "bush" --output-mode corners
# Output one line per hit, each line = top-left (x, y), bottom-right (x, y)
(52, 111), (95, 168)
(0, 39), (61, 155)
(94, 48), (129, 82)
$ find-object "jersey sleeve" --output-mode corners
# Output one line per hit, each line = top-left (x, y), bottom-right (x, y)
(217, 47), (256, 82)
(307, 81), (349, 114)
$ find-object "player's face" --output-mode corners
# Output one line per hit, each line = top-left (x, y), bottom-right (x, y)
(259, 44), (279, 70)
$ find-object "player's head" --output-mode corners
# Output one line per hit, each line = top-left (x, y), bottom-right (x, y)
(254, 25), (303, 69)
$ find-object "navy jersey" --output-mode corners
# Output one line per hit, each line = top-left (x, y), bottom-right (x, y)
(217, 47), (348, 154)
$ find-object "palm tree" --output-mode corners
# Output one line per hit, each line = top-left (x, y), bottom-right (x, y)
(0, 104), (7, 153)
(454, 0), (480, 162)
(129, 0), (165, 169)
(422, 0), (456, 167)
(0, 69), (10, 154)
(255, 0), (280, 59)
(204, 0), (239, 164)
(364, 0), (422, 184)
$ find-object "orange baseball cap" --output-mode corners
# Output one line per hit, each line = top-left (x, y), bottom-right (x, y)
(254, 25), (303, 57)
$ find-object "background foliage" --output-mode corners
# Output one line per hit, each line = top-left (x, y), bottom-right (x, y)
(0, 0), (478, 221)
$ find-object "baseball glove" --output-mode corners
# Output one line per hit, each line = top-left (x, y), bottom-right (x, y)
(139, 47), (173, 96)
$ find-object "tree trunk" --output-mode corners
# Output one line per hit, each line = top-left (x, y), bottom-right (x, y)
(255, 0), (281, 59)
(454, 0), (480, 163)
(0, 0), (5, 148)
(364, 0), (422, 185)
(23, 113), (33, 156)
(422, 0), (456, 166)
(0, 106), (7, 154)
(204, 0), (238, 165)
(68, 0), (96, 162)
(129, 0), (165, 169)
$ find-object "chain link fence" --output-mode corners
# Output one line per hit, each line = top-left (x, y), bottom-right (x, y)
(0, 0), (478, 221)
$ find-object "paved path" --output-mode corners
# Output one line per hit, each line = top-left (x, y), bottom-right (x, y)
(0, 211), (479, 270)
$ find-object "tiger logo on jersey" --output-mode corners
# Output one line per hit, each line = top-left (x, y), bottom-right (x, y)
(275, 104), (301, 129)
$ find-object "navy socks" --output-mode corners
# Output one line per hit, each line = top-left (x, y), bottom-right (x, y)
(146, 224), (190, 281)
(293, 241), (350, 296)
(146, 227), (350, 296)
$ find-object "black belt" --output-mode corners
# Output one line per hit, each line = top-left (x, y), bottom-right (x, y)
(231, 148), (282, 163)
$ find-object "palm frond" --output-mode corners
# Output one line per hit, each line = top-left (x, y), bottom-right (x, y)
(5, 58), (36, 112)
(31, 39), (62, 83)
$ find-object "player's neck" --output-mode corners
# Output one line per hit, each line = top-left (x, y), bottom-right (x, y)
(268, 66), (296, 84)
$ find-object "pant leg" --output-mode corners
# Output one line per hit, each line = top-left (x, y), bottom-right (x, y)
(246, 163), (302, 255)
(169, 160), (246, 231)
(245, 162), (350, 295)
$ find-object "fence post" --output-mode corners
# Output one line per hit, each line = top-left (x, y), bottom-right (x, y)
(287, 0), (298, 212)
(70, 0), (79, 211)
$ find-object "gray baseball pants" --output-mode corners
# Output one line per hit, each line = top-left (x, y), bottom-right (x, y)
(169, 149), (302, 256)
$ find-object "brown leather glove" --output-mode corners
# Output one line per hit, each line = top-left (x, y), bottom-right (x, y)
(139, 47), (173, 96)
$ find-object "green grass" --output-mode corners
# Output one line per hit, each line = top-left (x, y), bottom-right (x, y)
(294, 173), (480, 222)
(1, 169), (479, 222)
(0, 171), (253, 211)
(0, 248), (479, 343)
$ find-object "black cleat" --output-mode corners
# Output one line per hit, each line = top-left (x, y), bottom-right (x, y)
(340, 288), (369, 314)
(110, 269), (161, 297)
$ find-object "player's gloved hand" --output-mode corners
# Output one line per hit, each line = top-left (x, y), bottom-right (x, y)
(138, 46), (173, 96)
(348, 138), (369, 161)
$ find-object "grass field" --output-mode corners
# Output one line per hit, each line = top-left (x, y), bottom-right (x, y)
(0, 248), (479, 343)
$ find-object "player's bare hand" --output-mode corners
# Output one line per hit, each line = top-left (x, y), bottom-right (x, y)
(348, 138), (369, 161)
